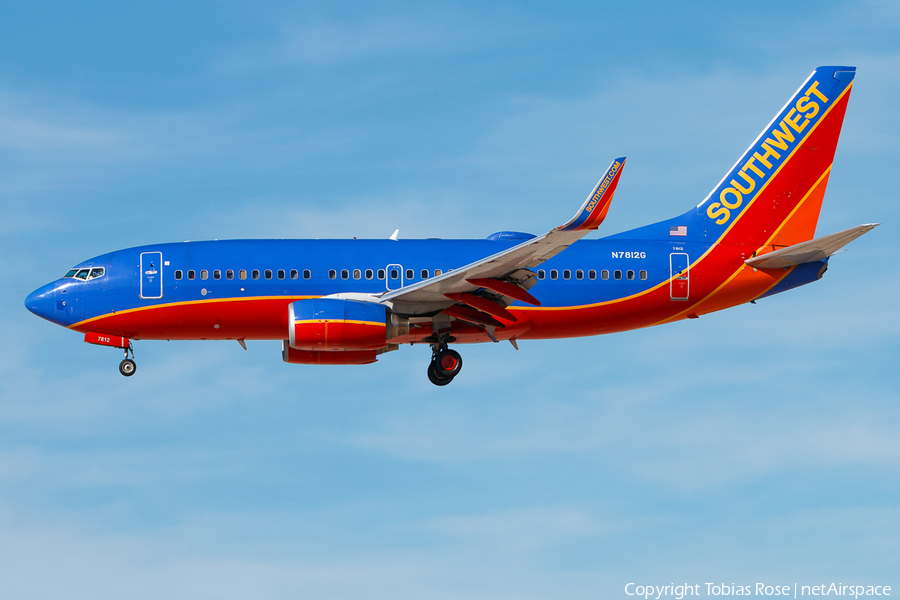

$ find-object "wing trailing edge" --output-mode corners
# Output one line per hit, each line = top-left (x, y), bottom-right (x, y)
(380, 158), (626, 316)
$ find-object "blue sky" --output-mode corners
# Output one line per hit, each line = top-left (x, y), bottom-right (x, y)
(1, 2), (898, 598)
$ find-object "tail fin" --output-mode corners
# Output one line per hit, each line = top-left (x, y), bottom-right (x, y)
(697, 66), (856, 247)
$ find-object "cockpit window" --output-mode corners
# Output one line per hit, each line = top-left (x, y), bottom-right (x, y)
(64, 267), (105, 280)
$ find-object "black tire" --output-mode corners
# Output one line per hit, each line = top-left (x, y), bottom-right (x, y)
(434, 349), (462, 377)
(427, 361), (453, 386)
(119, 359), (137, 377)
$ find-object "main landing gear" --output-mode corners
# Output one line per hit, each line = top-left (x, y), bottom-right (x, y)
(119, 343), (136, 377)
(427, 344), (463, 386)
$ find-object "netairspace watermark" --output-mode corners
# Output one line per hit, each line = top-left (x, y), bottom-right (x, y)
(624, 583), (892, 600)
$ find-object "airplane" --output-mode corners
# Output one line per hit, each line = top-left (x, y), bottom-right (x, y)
(25, 66), (878, 386)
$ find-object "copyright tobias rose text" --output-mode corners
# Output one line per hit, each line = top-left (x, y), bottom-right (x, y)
(625, 583), (891, 599)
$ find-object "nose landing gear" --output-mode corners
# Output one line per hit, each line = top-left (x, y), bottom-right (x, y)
(427, 344), (462, 386)
(119, 343), (136, 377)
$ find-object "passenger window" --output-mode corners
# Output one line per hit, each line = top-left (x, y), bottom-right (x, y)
(377, 269), (385, 280)
(251, 269), (260, 280)
(406, 269), (414, 280)
(614, 270), (622, 280)
(239, 270), (247, 280)
(264, 269), (272, 280)
(213, 270), (221, 280)
(434, 269), (442, 276)
(537, 269), (545, 280)
(341, 269), (349, 280)
(390, 269), (399, 280)
(576, 269), (583, 280)
(588, 270), (596, 280)
(353, 269), (361, 280)
(627, 270), (635, 280)
(601, 269), (609, 280)
(365, 269), (373, 280)
(75, 269), (90, 280)
(226, 270), (234, 280)
(303, 270), (311, 279)
(175, 270), (183, 280)
(550, 269), (558, 280)
(89, 268), (105, 279)
(188, 270), (196, 280)
(277, 269), (285, 280)
(290, 269), (298, 279)
(200, 270), (208, 280)
(640, 270), (648, 280)
(329, 270), (337, 280)
(563, 269), (571, 280)
(421, 269), (429, 279)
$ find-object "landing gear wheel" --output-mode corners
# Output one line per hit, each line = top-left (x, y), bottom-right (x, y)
(427, 362), (453, 386)
(434, 349), (462, 377)
(119, 358), (137, 377)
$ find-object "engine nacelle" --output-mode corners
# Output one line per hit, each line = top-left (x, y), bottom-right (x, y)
(288, 298), (407, 351)
(282, 342), (396, 365)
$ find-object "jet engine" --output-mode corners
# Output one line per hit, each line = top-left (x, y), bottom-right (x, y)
(287, 298), (408, 351)
(282, 342), (397, 365)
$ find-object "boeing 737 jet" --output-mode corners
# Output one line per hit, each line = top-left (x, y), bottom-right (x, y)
(25, 66), (877, 385)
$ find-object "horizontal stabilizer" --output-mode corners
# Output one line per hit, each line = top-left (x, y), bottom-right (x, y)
(745, 224), (879, 269)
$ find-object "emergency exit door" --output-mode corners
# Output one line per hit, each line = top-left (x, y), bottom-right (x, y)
(140, 252), (163, 299)
(385, 263), (404, 291)
(669, 253), (689, 300)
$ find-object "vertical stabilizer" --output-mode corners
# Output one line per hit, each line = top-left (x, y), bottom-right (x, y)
(697, 66), (855, 247)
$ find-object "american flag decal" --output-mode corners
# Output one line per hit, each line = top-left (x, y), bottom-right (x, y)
(670, 225), (687, 236)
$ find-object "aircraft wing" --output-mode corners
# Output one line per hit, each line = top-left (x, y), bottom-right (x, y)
(745, 223), (879, 269)
(382, 157), (626, 317)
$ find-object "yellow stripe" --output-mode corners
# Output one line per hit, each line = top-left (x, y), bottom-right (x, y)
(706, 83), (852, 248)
(652, 164), (834, 325)
(293, 319), (385, 327)
(69, 87), (853, 331)
(515, 277), (670, 312)
(68, 295), (319, 330)
(518, 83), (852, 317)
(655, 82), (852, 289)
(759, 165), (831, 246)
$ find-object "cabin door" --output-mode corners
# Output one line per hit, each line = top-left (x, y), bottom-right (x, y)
(385, 263), (404, 291)
(669, 253), (689, 301)
(140, 251), (164, 299)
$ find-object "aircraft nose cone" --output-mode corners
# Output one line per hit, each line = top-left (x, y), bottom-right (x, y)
(25, 283), (58, 323)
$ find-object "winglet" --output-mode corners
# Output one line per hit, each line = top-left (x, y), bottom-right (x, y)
(557, 157), (626, 232)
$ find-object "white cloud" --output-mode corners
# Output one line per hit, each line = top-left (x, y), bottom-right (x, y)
(217, 7), (497, 71)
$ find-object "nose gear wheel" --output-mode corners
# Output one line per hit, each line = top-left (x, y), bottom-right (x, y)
(119, 358), (136, 376)
(118, 343), (137, 377)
